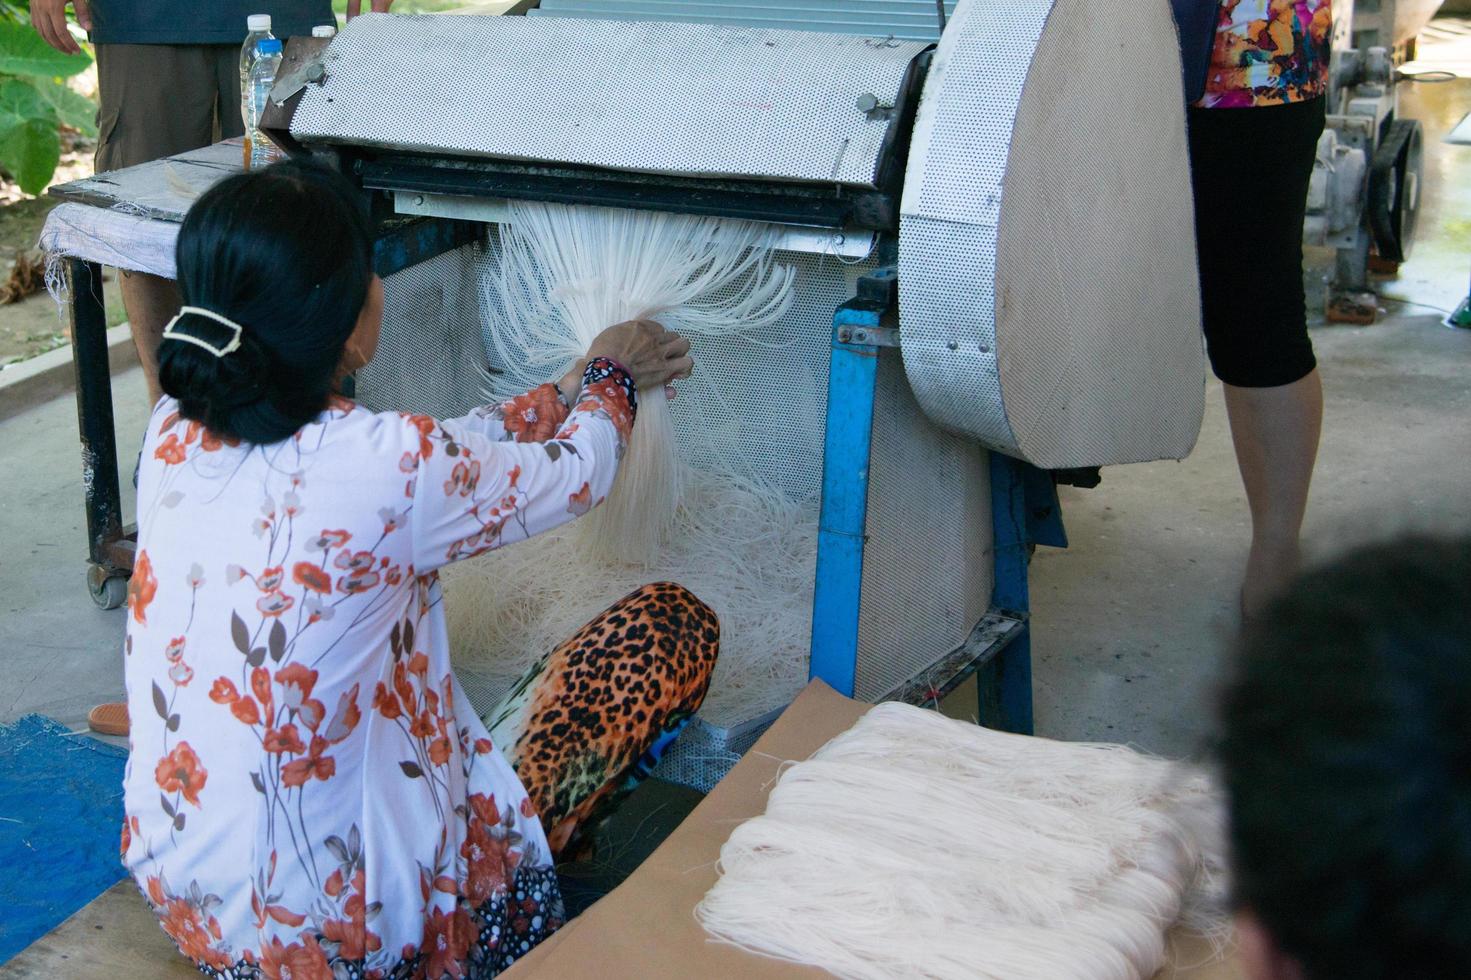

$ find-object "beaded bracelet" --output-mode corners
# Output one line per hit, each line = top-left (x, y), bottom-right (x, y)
(582, 356), (639, 417)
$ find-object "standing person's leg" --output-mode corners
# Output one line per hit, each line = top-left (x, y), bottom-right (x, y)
(94, 44), (237, 408)
(1223, 371), (1322, 612)
(484, 583), (720, 856)
(87, 45), (237, 738)
(1188, 98), (1327, 619)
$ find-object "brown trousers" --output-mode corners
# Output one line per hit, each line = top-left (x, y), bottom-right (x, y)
(94, 44), (244, 174)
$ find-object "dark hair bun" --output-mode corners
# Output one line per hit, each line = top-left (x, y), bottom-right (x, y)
(158, 160), (373, 445)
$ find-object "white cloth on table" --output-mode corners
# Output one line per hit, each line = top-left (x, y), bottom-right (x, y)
(39, 201), (180, 280)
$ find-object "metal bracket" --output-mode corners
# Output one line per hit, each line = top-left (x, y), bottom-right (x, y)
(269, 36), (333, 106)
(836, 324), (899, 347)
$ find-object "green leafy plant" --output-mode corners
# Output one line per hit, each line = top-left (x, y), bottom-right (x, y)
(0, 16), (95, 195)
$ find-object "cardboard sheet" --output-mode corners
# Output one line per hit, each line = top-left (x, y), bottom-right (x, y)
(505, 680), (1243, 980)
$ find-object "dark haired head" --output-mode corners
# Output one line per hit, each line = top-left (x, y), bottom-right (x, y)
(159, 159), (373, 444)
(1219, 536), (1471, 979)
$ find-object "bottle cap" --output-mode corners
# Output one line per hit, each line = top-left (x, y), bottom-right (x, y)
(258, 37), (283, 55)
(247, 14), (272, 32)
(311, 25), (337, 37)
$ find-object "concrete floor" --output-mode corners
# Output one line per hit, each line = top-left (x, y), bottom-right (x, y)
(1, 63), (1467, 760)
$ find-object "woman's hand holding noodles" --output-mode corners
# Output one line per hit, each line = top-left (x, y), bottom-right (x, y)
(586, 319), (693, 391)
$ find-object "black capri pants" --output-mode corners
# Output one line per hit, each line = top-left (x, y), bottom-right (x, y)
(1187, 97), (1325, 388)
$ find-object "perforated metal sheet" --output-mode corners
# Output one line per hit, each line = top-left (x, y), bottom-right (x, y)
(899, 0), (1206, 468)
(359, 235), (994, 788)
(532, 0), (955, 42)
(291, 13), (926, 187)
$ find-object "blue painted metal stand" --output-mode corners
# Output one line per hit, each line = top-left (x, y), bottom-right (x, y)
(808, 267), (1066, 733)
(977, 453), (1066, 734)
(807, 270), (894, 697)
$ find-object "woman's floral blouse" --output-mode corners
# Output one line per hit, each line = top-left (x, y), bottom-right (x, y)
(122, 371), (634, 979)
(1201, 0), (1333, 107)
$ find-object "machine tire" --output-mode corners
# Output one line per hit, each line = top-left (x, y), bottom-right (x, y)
(88, 564), (129, 610)
(1368, 118), (1424, 264)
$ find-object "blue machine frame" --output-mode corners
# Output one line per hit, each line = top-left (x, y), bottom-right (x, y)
(808, 267), (1066, 734)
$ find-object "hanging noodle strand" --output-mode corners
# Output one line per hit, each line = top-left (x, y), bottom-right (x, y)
(444, 203), (811, 726)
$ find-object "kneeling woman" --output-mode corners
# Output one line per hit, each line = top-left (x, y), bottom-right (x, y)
(123, 162), (717, 978)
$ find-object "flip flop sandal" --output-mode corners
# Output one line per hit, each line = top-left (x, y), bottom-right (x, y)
(88, 702), (130, 737)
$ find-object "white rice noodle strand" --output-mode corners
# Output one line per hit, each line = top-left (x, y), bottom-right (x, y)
(696, 703), (1231, 980)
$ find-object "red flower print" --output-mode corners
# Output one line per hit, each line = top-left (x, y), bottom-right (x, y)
(281, 736), (335, 788)
(262, 724), (306, 755)
(567, 482), (595, 517)
(209, 678), (240, 705)
(373, 682), (403, 720)
(168, 662), (194, 687)
(461, 819), (508, 906)
(501, 385), (564, 443)
(520, 796), (537, 819)
(127, 550), (158, 625)
(338, 570), (381, 594)
(154, 742), (207, 806)
(409, 710), (436, 739)
(473, 738), (493, 755)
(321, 913), (381, 961)
(157, 893), (231, 971)
(230, 696), (261, 726)
(407, 651), (429, 678)
(314, 529), (352, 550)
(399, 451), (417, 474)
(320, 684), (362, 744)
(292, 561), (332, 594)
(199, 428), (236, 452)
(385, 565), (403, 586)
(257, 935), (333, 980)
(334, 550), (376, 572)
(158, 411), (180, 436)
(428, 737), (452, 767)
(164, 637), (187, 662)
(379, 507), (406, 533)
(467, 793), (498, 827)
(256, 591), (294, 617)
(393, 662), (416, 707)
(154, 433), (187, 465)
(119, 817), (131, 858)
(276, 663), (323, 719)
(407, 415), (437, 459)
(257, 566), (285, 592)
(582, 379), (634, 440)
(420, 905), (473, 979)
(251, 667), (274, 718)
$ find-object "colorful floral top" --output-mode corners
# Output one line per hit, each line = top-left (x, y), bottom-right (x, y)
(122, 366), (634, 979)
(1200, 0), (1333, 107)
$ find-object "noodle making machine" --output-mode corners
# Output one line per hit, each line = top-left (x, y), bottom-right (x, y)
(250, 0), (1209, 789)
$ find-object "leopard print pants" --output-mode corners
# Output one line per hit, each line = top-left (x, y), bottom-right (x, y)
(482, 582), (719, 856)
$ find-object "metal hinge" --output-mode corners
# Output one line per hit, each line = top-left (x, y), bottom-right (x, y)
(836, 324), (899, 347)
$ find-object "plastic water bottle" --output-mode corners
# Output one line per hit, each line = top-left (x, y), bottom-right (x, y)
(244, 37), (285, 170)
(239, 14), (274, 114)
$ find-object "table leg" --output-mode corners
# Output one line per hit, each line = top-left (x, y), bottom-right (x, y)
(68, 260), (130, 609)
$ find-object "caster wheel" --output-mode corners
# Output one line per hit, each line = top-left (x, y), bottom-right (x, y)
(87, 565), (130, 610)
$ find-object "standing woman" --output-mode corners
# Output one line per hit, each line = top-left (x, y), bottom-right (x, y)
(1187, 0), (1332, 617)
(122, 161), (717, 978)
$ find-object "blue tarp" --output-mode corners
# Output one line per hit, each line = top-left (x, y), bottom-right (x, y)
(0, 715), (128, 964)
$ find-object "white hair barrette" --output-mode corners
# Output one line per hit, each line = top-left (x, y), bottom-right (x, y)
(162, 306), (244, 358)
